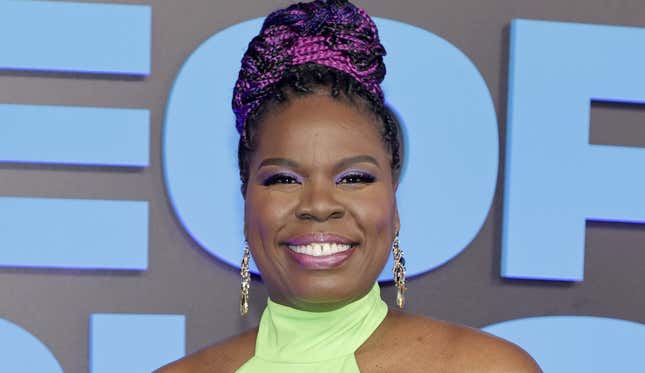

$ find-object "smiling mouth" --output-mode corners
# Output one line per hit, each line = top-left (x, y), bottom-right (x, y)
(284, 242), (356, 270)
(287, 242), (353, 256)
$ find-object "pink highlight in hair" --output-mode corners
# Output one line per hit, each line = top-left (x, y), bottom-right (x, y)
(232, 0), (387, 142)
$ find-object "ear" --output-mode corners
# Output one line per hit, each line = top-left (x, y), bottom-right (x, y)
(393, 200), (401, 236)
(243, 209), (249, 242)
(391, 180), (400, 235)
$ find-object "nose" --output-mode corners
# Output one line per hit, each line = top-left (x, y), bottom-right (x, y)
(295, 178), (345, 222)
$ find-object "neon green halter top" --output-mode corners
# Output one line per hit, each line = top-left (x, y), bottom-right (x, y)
(236, 283), (388, 372)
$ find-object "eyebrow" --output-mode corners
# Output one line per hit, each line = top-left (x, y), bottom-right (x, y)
(257, 158), (299, 170)
(257, 155), (381, 171)
(335, 155), (381, 170)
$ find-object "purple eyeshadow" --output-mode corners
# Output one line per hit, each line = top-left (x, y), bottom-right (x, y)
(335, 169), (375, 184)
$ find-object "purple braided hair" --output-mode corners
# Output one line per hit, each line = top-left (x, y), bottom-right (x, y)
(232, 0), (387, 142)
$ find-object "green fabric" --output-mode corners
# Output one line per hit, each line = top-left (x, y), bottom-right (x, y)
(236, 283), (388, 372)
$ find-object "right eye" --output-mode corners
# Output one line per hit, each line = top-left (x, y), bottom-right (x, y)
(262, 173), (300, 186)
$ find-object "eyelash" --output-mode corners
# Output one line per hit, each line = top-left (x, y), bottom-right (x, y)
(262, 172), (375, 186)
(337, 171), (376, 184)
(262, 173), (300, 186)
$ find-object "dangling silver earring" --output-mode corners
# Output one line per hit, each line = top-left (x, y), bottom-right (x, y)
(240, 242), (251, 316)
(392, 233), (407, 309)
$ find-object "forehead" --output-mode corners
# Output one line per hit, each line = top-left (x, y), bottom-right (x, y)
(252, 94), (388, 164)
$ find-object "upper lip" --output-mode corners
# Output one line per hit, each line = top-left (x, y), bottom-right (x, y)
(283, 233), (356, 246)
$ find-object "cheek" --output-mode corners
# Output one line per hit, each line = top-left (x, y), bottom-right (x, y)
(245, 189), (294, 240)
(349, 188), (396, 235)
(244, 190), (294, 277)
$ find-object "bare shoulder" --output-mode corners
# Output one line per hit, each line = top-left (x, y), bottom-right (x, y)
(395, 312), (542, 372)
(440, 318), (543, 373)
(358, 311), (542, 373)
(154, 328), (257, 373)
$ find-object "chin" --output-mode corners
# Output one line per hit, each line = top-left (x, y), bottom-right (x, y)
(282, 273), (374, 310)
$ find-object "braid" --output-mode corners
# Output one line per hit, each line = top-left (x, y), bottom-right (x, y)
(327, 0), (349, 6)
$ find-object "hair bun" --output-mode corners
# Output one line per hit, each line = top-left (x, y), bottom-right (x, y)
(232, 0), (386, 139)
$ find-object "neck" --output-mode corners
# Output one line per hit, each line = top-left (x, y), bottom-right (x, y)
(268, 289), (373, 312)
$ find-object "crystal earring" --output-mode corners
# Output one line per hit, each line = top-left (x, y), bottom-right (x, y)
(392, 233), (407, 308)
(240, 242), (251, 316)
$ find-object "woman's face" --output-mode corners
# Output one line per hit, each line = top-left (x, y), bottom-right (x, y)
(244, 93), (399, 311)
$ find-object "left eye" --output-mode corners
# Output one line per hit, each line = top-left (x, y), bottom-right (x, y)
(337, 173), (375, 184)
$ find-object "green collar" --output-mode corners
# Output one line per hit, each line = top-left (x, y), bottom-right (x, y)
(237, 283), (388, 372)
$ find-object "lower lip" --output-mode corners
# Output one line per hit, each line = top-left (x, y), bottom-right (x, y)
(286, 247), (355, 270)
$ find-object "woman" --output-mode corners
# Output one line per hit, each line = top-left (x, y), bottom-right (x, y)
(159, 0), (542, 371)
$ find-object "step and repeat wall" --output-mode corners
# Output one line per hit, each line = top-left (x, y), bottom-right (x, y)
(0, 0), (644, 372)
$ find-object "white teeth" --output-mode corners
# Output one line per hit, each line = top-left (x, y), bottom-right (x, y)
(287, 242), (352, 257)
